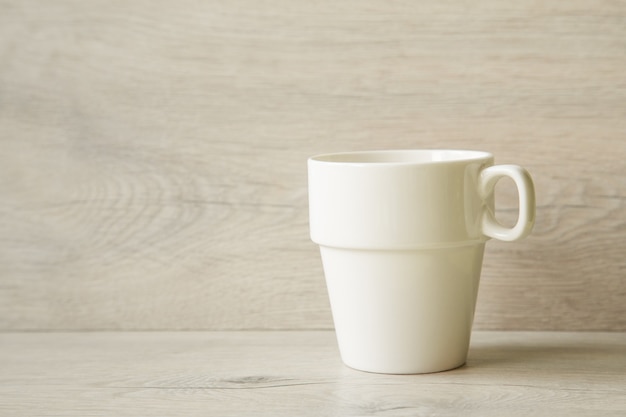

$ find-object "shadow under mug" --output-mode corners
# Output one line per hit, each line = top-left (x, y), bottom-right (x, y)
(308, 150), (535, 374)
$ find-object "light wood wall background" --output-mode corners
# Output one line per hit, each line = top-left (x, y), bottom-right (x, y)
(1, 0), (624, 331)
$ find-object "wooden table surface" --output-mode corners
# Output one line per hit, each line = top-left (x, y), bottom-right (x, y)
(1, 331), (624, 416)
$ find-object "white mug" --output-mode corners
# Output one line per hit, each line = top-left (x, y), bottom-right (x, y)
(308, 150), (535, 374)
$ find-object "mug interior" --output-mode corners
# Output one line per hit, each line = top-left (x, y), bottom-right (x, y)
(310, 150), (492, 164)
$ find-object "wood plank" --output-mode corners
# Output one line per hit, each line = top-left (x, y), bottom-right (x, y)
(0, 331), (624, 416)
(0, 0), (624, 330)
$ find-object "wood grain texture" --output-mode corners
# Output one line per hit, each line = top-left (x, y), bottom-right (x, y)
(0, 0), (624, 330)
(0, 331), (625, 416)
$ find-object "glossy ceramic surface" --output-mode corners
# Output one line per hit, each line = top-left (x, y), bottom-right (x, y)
(308, 150), (535, 374)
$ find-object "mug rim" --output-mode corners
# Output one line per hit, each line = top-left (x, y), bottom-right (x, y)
(309, 149), (493, 166)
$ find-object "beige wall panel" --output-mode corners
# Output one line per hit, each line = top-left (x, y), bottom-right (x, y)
(0, 0), (624, 330)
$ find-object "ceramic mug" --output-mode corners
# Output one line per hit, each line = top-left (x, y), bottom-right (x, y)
(308, 150), (535, 374)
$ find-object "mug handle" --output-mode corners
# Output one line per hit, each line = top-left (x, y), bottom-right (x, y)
(479, 165), (536, 242)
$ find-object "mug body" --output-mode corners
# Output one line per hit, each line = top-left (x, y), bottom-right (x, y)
(320, 244), (484, 374)
(308, 150), (494, 374)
